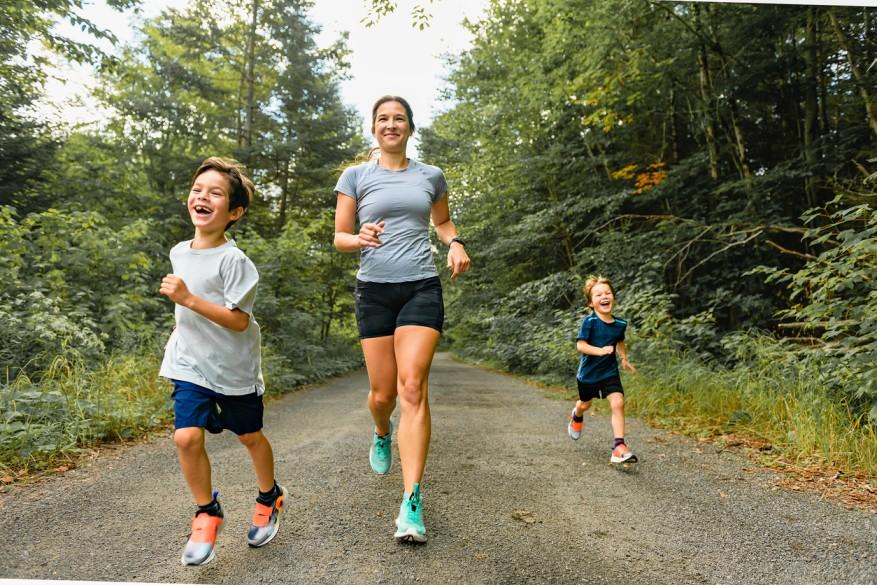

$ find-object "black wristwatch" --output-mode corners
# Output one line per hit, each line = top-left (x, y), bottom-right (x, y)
(449, 236), (466, 248)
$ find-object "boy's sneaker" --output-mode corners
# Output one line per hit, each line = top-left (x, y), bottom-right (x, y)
(568, 409), (583, 440)
(610, 447), (638, 464)
(369, 420), (393, 475)
(394, 483), (427, 543)
(247, 485), (288, 548)
(181, 505), (224, 566)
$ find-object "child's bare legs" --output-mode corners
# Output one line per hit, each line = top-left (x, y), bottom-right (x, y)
(175, 427), (213, 505)
(606, 392), (631, 455)
(239, 430), (275, 492)
(573, 399), (592, 417)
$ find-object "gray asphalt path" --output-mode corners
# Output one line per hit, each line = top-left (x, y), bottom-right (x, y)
(0, 354), (874, 584)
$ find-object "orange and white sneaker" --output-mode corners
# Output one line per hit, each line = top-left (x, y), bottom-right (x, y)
(568, 409), (583, 440)
(610, 445), (638, 464)
(247, 485), (287, 547)
(181, 506), (224, 566)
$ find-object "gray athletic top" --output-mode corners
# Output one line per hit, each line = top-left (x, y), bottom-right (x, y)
(159, 240), (265, 396)
(335, 159), (448, 283)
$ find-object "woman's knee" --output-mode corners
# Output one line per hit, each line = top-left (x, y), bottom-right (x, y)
(174, 427), (204, 452)
(397, 377), (427, 408)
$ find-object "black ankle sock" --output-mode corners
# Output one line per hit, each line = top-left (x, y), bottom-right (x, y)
(197, 498), (223, 517)
(572, 413), (584, 422)
(256, 482), (281, 506)
(613, 437), (625, 449)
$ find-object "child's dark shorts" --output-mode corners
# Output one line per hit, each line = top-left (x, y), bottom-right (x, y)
(354, 276), (444, 339)
(172, 379), (263, 436)
(576, 376), (624, 402)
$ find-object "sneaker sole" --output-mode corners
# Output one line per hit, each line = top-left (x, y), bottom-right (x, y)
(394, 528), (427, 543)
(394, 516), (427, 543)
(610, 453), (638, 464)
(248, 487), (287, 548)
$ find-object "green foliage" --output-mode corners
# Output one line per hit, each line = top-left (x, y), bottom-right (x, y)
(757, 198), (877, 416)
(0, 352), (170, 473)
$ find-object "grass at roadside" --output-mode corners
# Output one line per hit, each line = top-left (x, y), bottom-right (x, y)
(0, 352), (171, 481)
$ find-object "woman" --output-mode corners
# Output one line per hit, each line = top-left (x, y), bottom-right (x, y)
(334, 95), (470, 542)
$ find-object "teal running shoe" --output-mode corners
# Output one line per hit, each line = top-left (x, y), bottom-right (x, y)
(394, 483), (427, 543)
(369, 420), (393, 475)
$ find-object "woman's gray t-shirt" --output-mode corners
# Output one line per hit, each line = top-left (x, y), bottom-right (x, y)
(335, 159), (448, 283)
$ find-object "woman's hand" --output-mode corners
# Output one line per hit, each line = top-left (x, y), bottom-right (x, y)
(358, 221), (385, 249)
(447, 242), (471, 278)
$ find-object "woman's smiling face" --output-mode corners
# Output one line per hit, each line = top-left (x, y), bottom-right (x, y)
(373, 100), (411, 152)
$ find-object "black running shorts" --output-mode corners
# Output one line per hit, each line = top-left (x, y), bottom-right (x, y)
(354, 276), (444, 339)
(576, 376), (624, 402)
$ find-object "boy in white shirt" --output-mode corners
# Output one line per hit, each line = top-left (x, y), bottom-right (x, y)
(159, 157), (285, 566)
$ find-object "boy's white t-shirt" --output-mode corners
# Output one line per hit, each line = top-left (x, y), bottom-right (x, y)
(159, 239), (264, 396)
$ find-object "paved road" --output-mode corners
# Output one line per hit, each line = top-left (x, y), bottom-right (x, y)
(1, 354), (874, 584)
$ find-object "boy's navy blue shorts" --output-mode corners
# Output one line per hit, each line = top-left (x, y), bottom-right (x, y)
(576, 376), (624, 402)
(354, 276), (444, 339)
(172, 379), (263, 436)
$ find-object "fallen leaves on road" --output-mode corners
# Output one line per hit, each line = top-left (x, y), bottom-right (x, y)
(511, 510), (537, 524)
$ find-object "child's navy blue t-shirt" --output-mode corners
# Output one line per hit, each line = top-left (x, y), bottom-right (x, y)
(576, 313), (627, 383)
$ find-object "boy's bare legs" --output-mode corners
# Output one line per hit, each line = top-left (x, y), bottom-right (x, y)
(174, 427), (213, 505)
(239, 431), (275, 493)
(574, 399), (592, 417)
(362, 335), (398, 436)
(606, 392), (631, 455)
(394, 325), (440, 493)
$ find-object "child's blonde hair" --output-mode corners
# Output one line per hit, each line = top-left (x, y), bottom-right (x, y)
(583, 275), (614, 303)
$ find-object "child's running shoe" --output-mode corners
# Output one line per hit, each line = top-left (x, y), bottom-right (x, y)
(568, 408), (583, 440)
(394, 483), (427, 543)
(247, 484), (288, 548)
(181, 502), (224, 566)
(369, 420), (393, 475)
(610, 447), (638, 464)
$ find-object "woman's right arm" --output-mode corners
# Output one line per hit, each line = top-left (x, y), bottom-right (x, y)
(334, 193), (384, 252)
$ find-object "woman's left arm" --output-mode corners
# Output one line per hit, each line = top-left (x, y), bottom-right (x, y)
(432, 196), (471, 279)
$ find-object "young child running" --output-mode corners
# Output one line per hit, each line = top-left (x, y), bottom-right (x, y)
(159, 157), (286, 566)
(567, 275), (638, 463)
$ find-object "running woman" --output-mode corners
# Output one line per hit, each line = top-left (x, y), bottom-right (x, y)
(333, 95), (470, 542)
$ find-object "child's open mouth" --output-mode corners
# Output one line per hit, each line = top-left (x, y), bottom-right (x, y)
(194, 205), (212, 216)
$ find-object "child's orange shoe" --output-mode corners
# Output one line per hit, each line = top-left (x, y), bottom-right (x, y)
(181, 508), (223, 566)
(610, 445), (638, 464)
(247, 485), (287, 547)
(567, 409), (583, 440)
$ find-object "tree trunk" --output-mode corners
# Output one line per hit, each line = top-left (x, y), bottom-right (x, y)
(694, 5), (719, 180)
(803, 7), (821, 209)
(829, 11), (877, 138)
(277, 159), (289, 229)
(242, 0), (260, 153)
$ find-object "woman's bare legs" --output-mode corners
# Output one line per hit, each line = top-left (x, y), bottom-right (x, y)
(361, 335), (397, 436)
(394, 325), (440, 492)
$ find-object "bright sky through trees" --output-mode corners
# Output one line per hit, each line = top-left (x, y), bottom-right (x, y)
(41, 0), (490, 151)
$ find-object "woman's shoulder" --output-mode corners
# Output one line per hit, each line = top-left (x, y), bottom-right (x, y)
(340, 160), (376, 176)
(411, 159), (445, 178)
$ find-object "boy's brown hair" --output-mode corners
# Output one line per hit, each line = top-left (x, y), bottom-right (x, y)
(191, 157), (255, 229)
(583, 275), (614, 303)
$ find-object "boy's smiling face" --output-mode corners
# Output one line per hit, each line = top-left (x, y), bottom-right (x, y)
(187, 169), (243, 235)
(589, 282), (615, 317)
